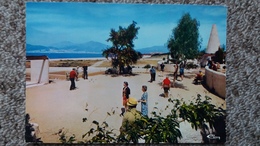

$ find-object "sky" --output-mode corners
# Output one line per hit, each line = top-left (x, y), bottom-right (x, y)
(26, 2), (227, 50)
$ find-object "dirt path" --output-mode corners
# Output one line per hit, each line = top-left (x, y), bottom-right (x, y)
(26, 70), (226, 143)
(90, 59), (106, 67)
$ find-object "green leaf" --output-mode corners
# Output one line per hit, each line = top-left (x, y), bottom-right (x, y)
(93, 120), (99, 125)
(83, 118), (87, 122)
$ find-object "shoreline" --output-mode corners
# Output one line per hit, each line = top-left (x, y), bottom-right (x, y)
(48, 56), (155, 61)
(49, 57), (107, 61)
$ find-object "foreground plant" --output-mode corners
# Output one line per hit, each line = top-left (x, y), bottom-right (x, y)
(177, 94), (225, 130)
(58, 94), (225, 144)
(56, 129), (76, 144)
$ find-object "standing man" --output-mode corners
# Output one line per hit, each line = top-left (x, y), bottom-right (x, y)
(160, 63), (165, 76)
(149, 66), (156, 82)
(162, 76), (171, 97)
(83, 65), (88, 79)
(179, 62), (185, 81)
(69, 68), (77, 90)
(173, 62), (179, 84)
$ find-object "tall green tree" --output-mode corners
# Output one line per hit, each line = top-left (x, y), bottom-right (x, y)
(214, 46), (224, 64)
(102, 21), (142, 72)
(167, 13), (201, 62)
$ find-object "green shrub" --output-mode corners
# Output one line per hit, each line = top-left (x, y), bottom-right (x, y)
(185, 62), (198, 69)
(178, 94), (225, 130)
(143, 64), (151, 69)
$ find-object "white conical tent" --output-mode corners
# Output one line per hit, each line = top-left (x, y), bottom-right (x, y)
(206, 24), (220, 54)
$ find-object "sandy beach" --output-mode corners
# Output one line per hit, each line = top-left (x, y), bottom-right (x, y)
(26, 57), (226, 143)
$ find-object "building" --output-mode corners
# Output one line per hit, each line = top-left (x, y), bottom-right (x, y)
(26, 55), (49, 87)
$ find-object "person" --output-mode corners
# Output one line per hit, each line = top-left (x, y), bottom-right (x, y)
(122, 81), (130, 115)
(160, 63), (165, 76)
(216, 62), (221, 70)
(119, 65), (125, 74)
(138, 85), (148, 117)
(179, 62), (185, 81)
(127, 65), (132, 74)
(76, 66), (80, 81)
(212, 62), (218, 71)
(69, 68), (77, 90)
(149, 66), (156, 82)
(193, 70), (204, 84)
(207, 58), (213, 69)
(83, 65), (88, 79)
(120, 97), (141, 136)
(162, 76), (171, 97)
(25, 113), (41, 142)
(173, 62), (179, 83)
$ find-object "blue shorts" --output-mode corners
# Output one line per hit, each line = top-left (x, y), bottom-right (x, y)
(180, 68), (184, 75)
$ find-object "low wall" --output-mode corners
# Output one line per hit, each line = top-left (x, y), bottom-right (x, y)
(205, 66), (226, 99)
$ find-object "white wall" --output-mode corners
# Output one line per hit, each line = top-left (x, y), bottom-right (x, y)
(31, 60), (49, 84)
(205, 66), (226, 99)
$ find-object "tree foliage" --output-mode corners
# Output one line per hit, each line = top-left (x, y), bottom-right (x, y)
(177, 94), (225, 131)
(102, 21), (142, 70)
(214, 46), (225, 64)
(167, 13), (201, 61)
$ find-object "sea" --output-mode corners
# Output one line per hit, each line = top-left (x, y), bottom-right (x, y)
(26, 52), (104, 60)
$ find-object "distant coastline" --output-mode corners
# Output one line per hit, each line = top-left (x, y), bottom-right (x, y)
(26, 52), (104, 60)
(26, 52), (157, 60)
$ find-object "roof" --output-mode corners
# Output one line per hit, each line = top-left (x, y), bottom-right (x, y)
(26, 55), (49, 60)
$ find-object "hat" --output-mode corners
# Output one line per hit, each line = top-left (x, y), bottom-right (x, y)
(127, 97), (137, 106)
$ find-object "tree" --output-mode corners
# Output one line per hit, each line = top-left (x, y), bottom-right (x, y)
(214, 46), (224, 64)
(167, 13), (201, 62)
(102, 21), (142, 73)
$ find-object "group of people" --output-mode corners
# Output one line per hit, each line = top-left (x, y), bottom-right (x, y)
(121, 81), (148, 117)
(207, 58), (221, 71)
(120, 81), (148, 136)
(69, 65), (88, 90)
(161, 61), (185, 82)
(173, 61), (185, 81)
(148, 61), (187, 98)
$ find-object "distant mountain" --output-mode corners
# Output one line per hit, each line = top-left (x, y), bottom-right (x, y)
(26, 42), (168, 54)
(50, 41), (76, 48)
(137, 46), (169, 54)
(26, 41), (109, 53)
(66, 41), (109, 53)
(26, 44), (58, 52)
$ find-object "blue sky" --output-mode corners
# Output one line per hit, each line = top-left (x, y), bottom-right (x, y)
(26, 2), (227, 50)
